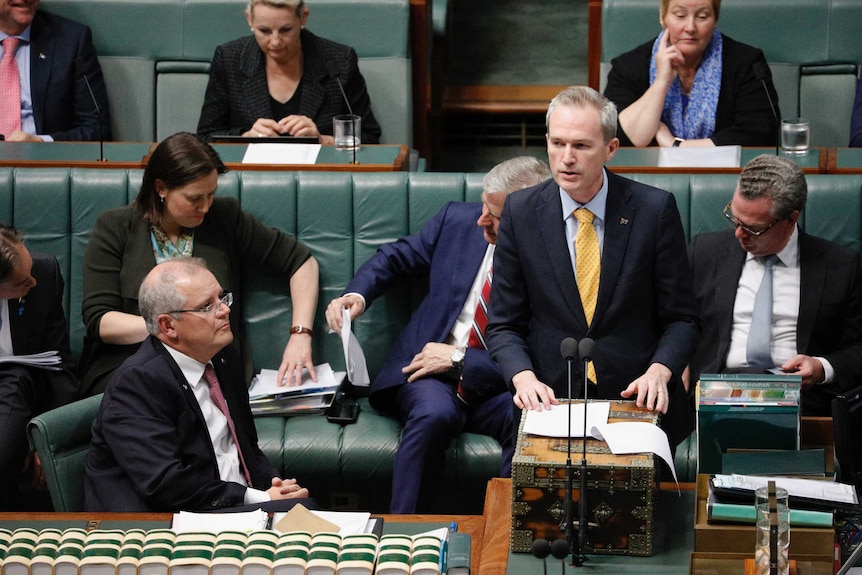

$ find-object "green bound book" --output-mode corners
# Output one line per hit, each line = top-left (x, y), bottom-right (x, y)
(447, 533), (472, 575)
(707, 493), (833, 527)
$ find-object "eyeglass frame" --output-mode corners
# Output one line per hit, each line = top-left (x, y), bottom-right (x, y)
(722, 201), (782, 237)
(168, 292), (233, 315)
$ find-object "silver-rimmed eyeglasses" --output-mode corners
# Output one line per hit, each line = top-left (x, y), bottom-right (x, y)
(722, 202), (780, 237)
(168, 292), (233, 315)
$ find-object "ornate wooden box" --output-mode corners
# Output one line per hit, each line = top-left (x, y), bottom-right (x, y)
(510, 400), (660, 556)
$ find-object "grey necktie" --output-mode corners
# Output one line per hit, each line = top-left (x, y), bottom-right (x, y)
(746, 254), (780, 367)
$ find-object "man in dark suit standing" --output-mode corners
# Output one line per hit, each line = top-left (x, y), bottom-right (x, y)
(0, 224), (76, 510)
(325, 157), (551, 513)
(486, 86), (700, 448)
(0, 0), (110, 141)
(84, 257), (309, 512)
(688, 154), (862, 415)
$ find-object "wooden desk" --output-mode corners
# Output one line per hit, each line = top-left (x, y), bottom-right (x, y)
(0, 142), (409, 172)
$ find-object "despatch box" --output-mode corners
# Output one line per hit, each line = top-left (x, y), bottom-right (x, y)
(693, 475), (834, 557)
(510, 400), (659, 556)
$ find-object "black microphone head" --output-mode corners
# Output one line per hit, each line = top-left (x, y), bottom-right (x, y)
(578, 338), (595, 362)
(550, 538), (570, 559)
(753, 60), (770, 82)
(531, 538), (551, 559)
(560, 337), (578, 361)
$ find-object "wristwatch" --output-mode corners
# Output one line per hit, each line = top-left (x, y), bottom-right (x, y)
(450, 346), (466, 371)
(672, 137), (685, 147)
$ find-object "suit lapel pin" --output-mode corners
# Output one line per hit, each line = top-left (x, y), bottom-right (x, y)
(18, 297), (24, 315)
(619, 217), (630, 225)
(38, 53), (46, 60)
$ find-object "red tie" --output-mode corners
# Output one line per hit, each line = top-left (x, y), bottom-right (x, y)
(467, 267), (492, 350)
(0, 37), (21, 137)
(203, 364), (253, 486)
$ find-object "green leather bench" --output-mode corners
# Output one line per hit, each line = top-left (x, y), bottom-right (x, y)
(599, 0), (862, 147)
(40, 0), (412, 146)
(15, 169), (862, 512)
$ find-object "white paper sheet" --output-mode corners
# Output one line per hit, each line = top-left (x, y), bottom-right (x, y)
(248, 363), (340, 398)
(713, 473), (859, 505)
(658, 145), (741, 168)
(522, 402), (611, 437)
(241, 143), (321, 165)
(338, 307), (370, 386)
(172, 509), (268, 533)
(590, 421), (678, 485)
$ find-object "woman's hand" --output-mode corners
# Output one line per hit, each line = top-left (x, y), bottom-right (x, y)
(654, 28), (685, 86)
(243, 118), (283, 138)
(278, 114), (321, 138)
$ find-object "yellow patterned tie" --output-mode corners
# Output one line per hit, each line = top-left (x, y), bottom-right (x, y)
(574, 208), (600, 384)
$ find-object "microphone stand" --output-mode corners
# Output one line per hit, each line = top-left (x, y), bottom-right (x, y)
(335, 76), (358, 165)
(576, 362), (589, 566)
(564, 352), (576, 562)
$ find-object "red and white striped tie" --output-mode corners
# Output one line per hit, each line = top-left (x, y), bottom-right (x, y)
(467, 267), (492, 350)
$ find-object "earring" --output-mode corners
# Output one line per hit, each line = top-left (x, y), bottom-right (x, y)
(160, 196), (165, 204)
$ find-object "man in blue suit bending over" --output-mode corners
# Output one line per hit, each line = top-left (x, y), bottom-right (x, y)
(325, 156), (551, 513)
(0, 0), (110, 141)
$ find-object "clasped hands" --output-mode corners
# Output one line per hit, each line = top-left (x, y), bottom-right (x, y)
(243, 115), (335, 146)
(266, 476), (309, 501)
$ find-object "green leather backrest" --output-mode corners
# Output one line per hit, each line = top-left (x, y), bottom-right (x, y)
(27, 393), (104, 512)
(41, 0), (412, 145)
(1, 169), (859, 376)
(600, 0), (862, 146)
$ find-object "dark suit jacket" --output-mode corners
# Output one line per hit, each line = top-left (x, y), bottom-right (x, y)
(604, 33), (778, 147)
(850, 73), (862, 147)
(689, 229), (862, 415)
(28, 10), (111, 141)
(84, 338), (278, 512)
(486, 172), (700, 446)
(344, 202), (505, 410)
(6, 250), (76, 394)
(197, 29), (380, 144)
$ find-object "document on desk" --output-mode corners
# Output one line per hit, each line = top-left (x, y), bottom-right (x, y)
(0, 350), (63, 370)
(713, 473), (859, 506)
(658, 145), (741, 168)
(334, 307), (370, 386)
(241, 143), (321, 164)
(523, 402), (678, 485)
(248, 363), (341, 398)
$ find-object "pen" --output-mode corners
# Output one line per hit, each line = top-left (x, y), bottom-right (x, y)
(449, 521), (458, 533)
(265, 512), (274, 530)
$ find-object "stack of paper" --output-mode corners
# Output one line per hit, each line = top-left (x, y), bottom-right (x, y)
(247, 363), (344, 415)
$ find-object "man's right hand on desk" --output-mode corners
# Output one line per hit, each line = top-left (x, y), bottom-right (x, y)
(511, 370), (559, 411)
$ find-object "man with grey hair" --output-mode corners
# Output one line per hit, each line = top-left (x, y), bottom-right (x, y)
(84, 257), (311, 511)
(0, 224), (76, 510)
(689, 154), (862, 415)
(325, 156), (551, 513)
(486, 85), (700, 448)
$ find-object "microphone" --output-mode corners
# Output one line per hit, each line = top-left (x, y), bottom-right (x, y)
(551, 538), (571, 575)
(575, 337), (596, 567)
(753, 61), (780, 156)
(559, 337), (579, 563)
(531, 538), (551, 575)
(74, 57), (106, 162)
(334, 75), (358, 165)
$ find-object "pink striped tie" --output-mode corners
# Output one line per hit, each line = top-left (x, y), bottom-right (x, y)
(0, 37), (21, 137)
(204, 364), (253, 486)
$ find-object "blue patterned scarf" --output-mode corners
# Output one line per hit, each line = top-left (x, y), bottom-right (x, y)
(649, 28), (722, 140)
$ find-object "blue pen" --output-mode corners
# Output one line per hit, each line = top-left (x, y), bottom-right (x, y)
(449, 521), (458, 533)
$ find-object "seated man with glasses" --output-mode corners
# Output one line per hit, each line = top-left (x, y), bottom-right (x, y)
(84, 257), (312, 511)
(688, 154), (862, 415)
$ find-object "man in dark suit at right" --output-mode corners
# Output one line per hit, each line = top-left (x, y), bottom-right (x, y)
(688, 154), (862, 415)
(486, 85), (700, 448)
(0, 0), (110, 141)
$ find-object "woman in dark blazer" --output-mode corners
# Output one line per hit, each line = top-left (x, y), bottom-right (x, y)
(80, 133), (319, 397)
(603, 0), (778, 148)
(196, 0), (381, 144)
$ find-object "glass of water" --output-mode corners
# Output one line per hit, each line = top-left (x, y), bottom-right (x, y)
(781, 118), (809, 155)
(333, 115), (361, 152)
(755, 484), (790, 575)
